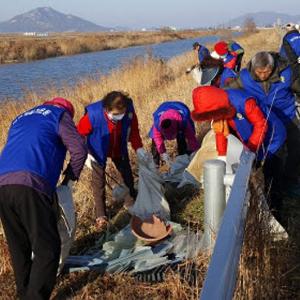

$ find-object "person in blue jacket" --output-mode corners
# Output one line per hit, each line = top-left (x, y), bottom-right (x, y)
(226, 51), (300, 195)
(192, 86), (287, 226)
(0, 98), (87, 300)
(280, 23), (300, 95)
(149, 101), (199, 167)
(280, 23), (300, 65)
(193, 42), (211, 64)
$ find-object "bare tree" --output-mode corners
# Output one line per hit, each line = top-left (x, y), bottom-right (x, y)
(243, 17), (258, 33)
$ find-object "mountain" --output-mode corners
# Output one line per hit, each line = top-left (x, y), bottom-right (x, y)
(0, 7), (112, 33)
(225, 11), (300, 28)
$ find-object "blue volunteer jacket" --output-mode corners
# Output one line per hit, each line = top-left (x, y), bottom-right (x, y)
(198, 45), (210, 63)
(149, 101), (195, 138)
(0, 105), (67, 190)
(86, 100), (134, 166)
(227, 89), (286, 160)
(280, 30), (300, 62)
(220, 68), (237, 88)
(239, 67), (296, 124)
(228, 41), (244, 54)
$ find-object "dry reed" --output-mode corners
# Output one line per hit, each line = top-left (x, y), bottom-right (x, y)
(0, 29), (298, 299)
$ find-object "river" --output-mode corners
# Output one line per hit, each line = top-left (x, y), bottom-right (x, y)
(0, 35), (220, 101)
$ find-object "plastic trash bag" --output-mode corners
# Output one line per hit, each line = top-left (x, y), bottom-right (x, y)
(112, 184), (129, 203)
(182, 130), (244, 186)
(129, 153), (170, 221)
(56, 184), (76, 273)
(162, 154), (191, 184)
(185, 130), (218, 184)
(191, 67), (202, 85)
(226, 134), (243, 174)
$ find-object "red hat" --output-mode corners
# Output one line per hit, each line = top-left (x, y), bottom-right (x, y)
(44, 97), (75, 119)
(191, 86), (236, 122)
(214, 41), (229, 56)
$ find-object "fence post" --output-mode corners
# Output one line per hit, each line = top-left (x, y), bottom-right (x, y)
(203, 159), (226, 248)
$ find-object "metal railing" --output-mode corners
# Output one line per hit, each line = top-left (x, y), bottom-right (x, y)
(200, 150), (256, 300)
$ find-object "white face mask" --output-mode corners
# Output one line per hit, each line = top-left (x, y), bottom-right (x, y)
(107, 112), (125, 122)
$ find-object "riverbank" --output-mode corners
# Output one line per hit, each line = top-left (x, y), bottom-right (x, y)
(0, 29), (220, 64)
(0, 29), (299, 299)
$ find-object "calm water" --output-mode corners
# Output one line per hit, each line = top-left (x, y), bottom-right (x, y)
(0, 35), (219, 101)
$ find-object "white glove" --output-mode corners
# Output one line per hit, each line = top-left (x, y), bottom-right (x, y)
(186, 67), (192, 74)
(298, 56), (300, 64)
(85, 154), (97, 170)
(137, 148), (150, 163)
(217, 156), (227, 163)
(161, 153), (171, 166)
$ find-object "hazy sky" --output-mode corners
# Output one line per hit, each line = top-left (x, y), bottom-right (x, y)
(1, 0), (299, 28)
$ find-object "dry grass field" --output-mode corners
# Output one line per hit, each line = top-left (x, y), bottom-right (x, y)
(0, 30), (214, 64)
(0, 29), (299, 299)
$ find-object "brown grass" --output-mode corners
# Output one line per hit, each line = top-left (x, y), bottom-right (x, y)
(0, 30), (214, 64)
(1, 29), (299, 299)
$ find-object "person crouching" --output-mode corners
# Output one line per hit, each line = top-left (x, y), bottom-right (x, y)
(191, 86), (287, 227)
(149, 101), (200, 167)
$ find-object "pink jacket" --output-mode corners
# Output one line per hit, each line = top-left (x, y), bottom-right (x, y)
(152, 109), (199, 154)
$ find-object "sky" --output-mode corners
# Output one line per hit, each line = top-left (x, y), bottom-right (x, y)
(0, 0), (299, 28)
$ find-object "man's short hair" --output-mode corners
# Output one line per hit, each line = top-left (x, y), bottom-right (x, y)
(251, 52), (274, 69)
(193, 42), (200, 50)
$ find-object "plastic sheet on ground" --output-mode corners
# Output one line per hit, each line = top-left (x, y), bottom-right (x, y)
(129, 153), (170, 221)
(64, 222), (204, 275)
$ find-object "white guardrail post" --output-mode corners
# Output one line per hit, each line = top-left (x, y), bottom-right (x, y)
(200, 150), (256, 300)
(203, 160), (226, 248)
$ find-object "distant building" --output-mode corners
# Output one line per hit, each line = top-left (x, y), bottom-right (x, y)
(23, 32), (49, 37)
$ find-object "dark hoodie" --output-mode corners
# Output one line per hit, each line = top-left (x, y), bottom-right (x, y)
(225, 52), (300, 99)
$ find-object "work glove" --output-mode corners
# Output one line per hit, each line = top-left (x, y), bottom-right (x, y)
(161, 153), (171, 167)
(85, 154), (97, 170)
(186, 67), (192, 74)
(136, 148), (150, 163)
(217, 156), (227, 163)
(298, 56), (300, 64)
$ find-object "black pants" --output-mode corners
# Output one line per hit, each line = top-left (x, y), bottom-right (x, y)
(263, 148), (287, 227)
(92, 157), (136, 218)
(0, 185), (61, 300)
(285, 117), (300, 184)
(151, 135), (190, 166)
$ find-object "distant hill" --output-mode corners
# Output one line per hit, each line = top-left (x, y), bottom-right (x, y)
(0, 7), (112, 33)
(225, 11), (300, 28)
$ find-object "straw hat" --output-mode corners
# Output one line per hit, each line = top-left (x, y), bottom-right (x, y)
(131, 215), (172, 245)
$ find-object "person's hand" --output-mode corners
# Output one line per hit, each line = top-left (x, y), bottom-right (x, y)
(95, 216), (109, 231)
(85, 154), (97, 170)
(186, 67), (192, 74)
(298, 56), (300, 64)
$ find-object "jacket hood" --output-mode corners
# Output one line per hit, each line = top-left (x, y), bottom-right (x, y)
(159, 109), (182, 140)
(191, 86), (236, 122)
(44, 97), (75, 119)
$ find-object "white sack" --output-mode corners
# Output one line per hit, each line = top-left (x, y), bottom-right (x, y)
(129, 154), (170, 221)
